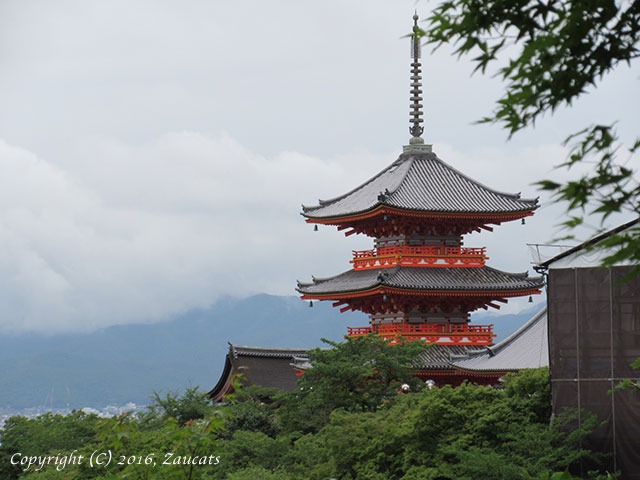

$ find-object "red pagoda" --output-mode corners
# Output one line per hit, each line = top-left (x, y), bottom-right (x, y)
(297, 14), (544, 386)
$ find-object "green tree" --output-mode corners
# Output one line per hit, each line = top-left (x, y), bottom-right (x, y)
(221, 385), (280, 439)
(1, 369), (608, 479)
(213, 430), (298, 478)
(147, 386), (214, 426)
(0, 411), (100, 480)
(421, 0), (640, 275)
(76, 410), (224, 480)
(613, 356), (640, 392)
(276, 335), (430, 433)
(286, 369), (606, 479)
(503, 366), (552, 422)
(224, 466), (297, 480)
(5, 388), (226, 480)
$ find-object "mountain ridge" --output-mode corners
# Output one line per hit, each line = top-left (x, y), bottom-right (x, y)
(0, 294), (543, 410)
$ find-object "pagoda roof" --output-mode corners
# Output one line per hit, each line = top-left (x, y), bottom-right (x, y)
(297, 265), (543, 296)
(449, 307), (548, 372)
(302, 150), (538, 220)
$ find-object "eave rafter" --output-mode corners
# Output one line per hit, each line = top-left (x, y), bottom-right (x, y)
(301, 286), (541, 315)
(305, 205), (534, 237)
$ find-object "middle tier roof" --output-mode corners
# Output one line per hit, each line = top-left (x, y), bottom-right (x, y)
(297, 265), (543, 297)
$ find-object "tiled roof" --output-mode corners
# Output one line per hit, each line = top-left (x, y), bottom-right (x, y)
(297, 265), (544, 295)
(302, 151), (538, 219)
(413, 344), (487, 369)
(208, 344), (310, 401)
(450, 307), (548, 372)
(231, 345), (310, 359)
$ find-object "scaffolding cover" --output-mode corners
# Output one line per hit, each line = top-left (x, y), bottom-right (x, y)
(548, 266), (640, 479)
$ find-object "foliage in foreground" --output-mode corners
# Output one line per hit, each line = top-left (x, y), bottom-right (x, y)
(275, 335), (430, 433)
(0, 338), (617, 479)
(421, 0), (640, 276)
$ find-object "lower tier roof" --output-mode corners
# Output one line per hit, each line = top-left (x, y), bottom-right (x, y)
(450, 307), (548, 372)
(413, 344), (487, 370)
(298, 265), (543, 297)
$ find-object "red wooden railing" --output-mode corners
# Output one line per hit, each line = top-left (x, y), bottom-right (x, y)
(351, 245), (487, 270)
(346, 323), (495, 345)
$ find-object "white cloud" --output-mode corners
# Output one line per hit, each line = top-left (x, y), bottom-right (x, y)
(0, 131), (599, 332)
(0, 134), (392, 332)
(0, 1), (636, 332)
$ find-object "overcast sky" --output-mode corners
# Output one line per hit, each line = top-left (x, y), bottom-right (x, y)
(1, 1), (638, 333)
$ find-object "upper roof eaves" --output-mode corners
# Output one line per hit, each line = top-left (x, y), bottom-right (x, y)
(302, 151), (538, 219)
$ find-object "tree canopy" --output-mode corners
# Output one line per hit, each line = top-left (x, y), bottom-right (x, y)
(275, 335), (430, 433)
(421, 0), (640, 275)
(0, 368), (611, 479)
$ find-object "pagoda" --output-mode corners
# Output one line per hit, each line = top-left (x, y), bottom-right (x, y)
(297, 14), (544, 385)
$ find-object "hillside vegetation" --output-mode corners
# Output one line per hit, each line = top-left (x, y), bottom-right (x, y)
(0, 335), (613, 480)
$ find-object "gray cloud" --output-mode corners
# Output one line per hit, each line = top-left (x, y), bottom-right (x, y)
(0, 1), (637, 332)
(0, 133), (577, 333)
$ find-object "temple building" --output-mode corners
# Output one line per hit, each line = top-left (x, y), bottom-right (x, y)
(209, 345), (310, 402)
(210, 14), (546, 399)
(296, 14), (544, 386)
(209, 306), (549, 401)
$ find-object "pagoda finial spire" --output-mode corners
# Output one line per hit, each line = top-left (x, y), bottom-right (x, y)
(409, 12), (425, 145)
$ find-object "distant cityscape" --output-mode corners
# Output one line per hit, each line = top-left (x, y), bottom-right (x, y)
(0, 403), (143, 430)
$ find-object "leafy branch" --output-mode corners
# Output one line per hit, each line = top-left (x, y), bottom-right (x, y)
(420, 0), (640, 273)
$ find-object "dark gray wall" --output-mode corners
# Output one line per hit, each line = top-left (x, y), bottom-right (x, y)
(548, 266), (640, 479)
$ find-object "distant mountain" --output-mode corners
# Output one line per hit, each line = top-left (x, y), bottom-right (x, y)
(0, 295), (542, 410)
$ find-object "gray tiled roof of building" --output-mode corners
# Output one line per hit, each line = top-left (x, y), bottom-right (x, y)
(231, 345), (311, 359)
(208, 344), (311, 401)
(297, 265), (544, 295)
(450, 307), (548, 372)
(413, 345), (487, 369)
(302, 151), (538, 219)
